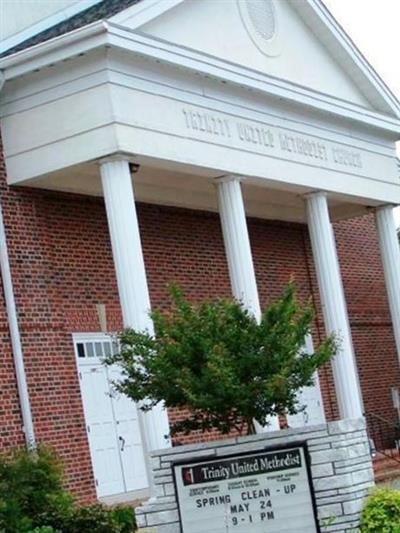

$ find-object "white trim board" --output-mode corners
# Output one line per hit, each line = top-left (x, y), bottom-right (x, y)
(289, 0), (400, 118)
(109, 0), (185, 29)
(106, 25), (400, 134)
(0, 0), (103, 55)
(0, 0), (398, 123)
(108, 0), (400, 119)
(1, 22), (399, 135)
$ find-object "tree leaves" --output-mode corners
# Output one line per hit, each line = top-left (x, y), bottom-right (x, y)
(105, 282), (337, 436)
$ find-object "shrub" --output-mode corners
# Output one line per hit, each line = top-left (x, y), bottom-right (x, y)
(0, 447), (136, 533)
(39, 503), (136, 533)
(360, 488), (400, 533)
(62, 504), (126, 533)
(107, 282), (337, 435)
(0, 446), (72, 533)
(28, 526), (60, 533)
(111, 506), (137, 533)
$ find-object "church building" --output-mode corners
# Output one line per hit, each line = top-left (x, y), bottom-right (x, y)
(0, 0), (399, 503)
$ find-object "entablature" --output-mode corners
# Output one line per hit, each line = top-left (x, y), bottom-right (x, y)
(0, 12), (399, 215)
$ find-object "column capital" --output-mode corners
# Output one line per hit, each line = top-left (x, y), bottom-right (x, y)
(375, 203), (398, 212)
(214, 175), (245, 185)
(303, 190), (328, 201)
(98, 152), (137, 166)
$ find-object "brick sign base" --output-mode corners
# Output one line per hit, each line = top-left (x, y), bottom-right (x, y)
(136, 418), (374, 533)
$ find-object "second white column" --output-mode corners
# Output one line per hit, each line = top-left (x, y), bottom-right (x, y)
(216, 176), (279, 431)
(376, 205), (400, 360)
(305, 192), (363, 420)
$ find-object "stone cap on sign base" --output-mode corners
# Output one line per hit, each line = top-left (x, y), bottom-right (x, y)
(136, 417), (374, 533)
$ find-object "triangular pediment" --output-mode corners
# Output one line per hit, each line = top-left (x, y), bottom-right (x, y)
(110, 0), (399, 117)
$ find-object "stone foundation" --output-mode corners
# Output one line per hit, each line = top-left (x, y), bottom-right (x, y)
(136, 418), (374, 533)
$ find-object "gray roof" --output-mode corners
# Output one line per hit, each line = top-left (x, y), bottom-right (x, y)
(1, 0), (142, 57)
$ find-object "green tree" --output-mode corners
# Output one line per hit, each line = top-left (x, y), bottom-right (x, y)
(106, 282), (337, 436)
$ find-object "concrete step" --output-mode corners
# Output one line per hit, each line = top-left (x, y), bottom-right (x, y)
(375, 468), (400, 484)
(373, 451), (400, 483)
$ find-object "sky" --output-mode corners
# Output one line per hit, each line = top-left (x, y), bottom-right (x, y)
(323, 0), (400, 226)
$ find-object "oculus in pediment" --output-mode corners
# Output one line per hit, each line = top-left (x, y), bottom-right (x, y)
(237, 0), (282, 57)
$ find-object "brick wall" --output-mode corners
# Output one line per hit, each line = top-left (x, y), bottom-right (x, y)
(0, 307), (25, 450)
(0, 147), (398, 499)
(335, 215), (400, 422)
(0, 154), (98, 502)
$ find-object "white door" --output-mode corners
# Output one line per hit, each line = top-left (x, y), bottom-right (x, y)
(108, 365), (148, 491)
(287, 335), (326, 428)
(74, 335), (148, 498)
(79, 364), (125, 497)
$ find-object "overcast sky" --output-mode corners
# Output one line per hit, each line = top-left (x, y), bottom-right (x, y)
(324, 0), (400, 99)
(323, 0), (400, 226)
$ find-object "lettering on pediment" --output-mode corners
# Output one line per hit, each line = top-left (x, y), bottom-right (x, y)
(182, 107), (363, 170)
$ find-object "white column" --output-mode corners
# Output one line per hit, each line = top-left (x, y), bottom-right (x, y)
(216, 176), (261, 320)
(100, 156), (170, 451)
(305, 192), (363, 420)
(216, 176), (280, 431)
(376, 205), (400, 359)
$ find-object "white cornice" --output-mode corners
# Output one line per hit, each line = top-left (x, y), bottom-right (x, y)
(105, 24), (400, 135)
(0, 20), (108, 80)
(0, 16), (399, 136)
(0, 0), (103, 55)
(109, 0), (185, 29)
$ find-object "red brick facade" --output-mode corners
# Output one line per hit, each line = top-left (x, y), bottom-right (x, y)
(0, 147), (399, 501)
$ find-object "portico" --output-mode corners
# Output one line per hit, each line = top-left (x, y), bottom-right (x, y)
(0, 0), (400, 502)
(97, 151), (370, 423)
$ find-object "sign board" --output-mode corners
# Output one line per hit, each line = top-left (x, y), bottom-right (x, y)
(173, 444), (319, 533)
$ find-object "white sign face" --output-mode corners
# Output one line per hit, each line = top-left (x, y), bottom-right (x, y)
(173, 445), (319, 533)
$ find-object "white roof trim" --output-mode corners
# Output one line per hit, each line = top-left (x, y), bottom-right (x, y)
(0, 0), (103, 55)
(109, 0), (185, 29)
(0, 3), (399, 135)
(112, 0), (400, 119)
(1, 0), (398, 122)
(106, 24), (400, 134)
(290, 0), (400, 118)
(0, 20), (108, 79)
